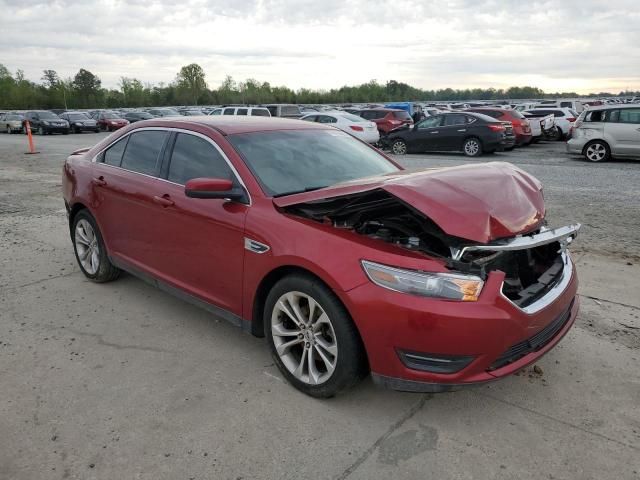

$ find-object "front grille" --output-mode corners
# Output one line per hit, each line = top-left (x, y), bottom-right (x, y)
(488, 299), (574, 371)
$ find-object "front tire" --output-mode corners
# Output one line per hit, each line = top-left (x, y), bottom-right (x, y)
(463, 137), (482, 157)
(583, 140), (610, 162)
(71, 210), (120, 283)
(264, 274), (367, 398)
(391, 138), (408, 155)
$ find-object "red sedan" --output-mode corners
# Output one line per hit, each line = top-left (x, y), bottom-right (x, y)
(95, 111), (130, 131)
(62, 117), (580, 397)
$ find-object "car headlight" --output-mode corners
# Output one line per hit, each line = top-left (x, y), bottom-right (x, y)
(361, 260), (484, 301)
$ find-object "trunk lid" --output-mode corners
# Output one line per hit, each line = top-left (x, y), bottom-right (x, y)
(273, 162), (544, 243)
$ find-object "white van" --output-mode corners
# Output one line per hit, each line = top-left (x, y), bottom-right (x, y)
(209, 106), (271, 117)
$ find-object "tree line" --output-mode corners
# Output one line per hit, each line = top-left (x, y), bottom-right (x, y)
(1, 63), (637, 110)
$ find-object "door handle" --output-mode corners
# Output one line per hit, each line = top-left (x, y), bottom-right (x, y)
(91, 176), (106, 187)
(152, 195), (174, 207)
(430, 131), (439, 134)
(457, 129), (467, 132)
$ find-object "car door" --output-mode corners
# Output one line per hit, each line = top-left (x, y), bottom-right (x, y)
(410, 115), (444, 151)
(91, 129), (171, 272)
(437, 114), (469, 150)
(148, 131), (249, 316)
(606, 108), (640, 156)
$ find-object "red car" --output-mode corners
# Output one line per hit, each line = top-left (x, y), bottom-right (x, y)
(62, 117), (580, 398)
(467, 108), (533, 146)
(95, 111), (130, 131)
(358, 108), (414, 134)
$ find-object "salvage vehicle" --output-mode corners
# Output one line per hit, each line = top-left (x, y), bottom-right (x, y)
(383, 112), (515, 156)
(567, 105), (640, 161)
(1, 112), (24, 134)
(526, 108), (578, 140)
(358, 108), (413, 135)
(466, 108), (532, 146)
(62, 116), (580, 398)
(59, 112), (99, 133)
(23, 110), (70, 135)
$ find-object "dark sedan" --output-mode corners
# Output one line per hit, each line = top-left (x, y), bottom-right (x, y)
(383, 112), (515, 157)
(60, 112), (99, 133)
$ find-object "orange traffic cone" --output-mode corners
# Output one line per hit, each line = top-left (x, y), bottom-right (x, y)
(24, 121), (40, 155)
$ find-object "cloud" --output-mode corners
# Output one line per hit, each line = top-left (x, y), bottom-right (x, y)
(0, 0), (638, 93)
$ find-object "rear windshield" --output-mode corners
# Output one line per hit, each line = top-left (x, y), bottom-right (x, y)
(68, 113), (89, 120)
(339, 112), (366, 122)
(251, 109), (270, 117)
(392, 111), (412, 120)
(102, 113), (121, 119)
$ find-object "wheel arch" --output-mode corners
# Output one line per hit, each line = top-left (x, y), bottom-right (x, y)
(250, 264), (357, 339)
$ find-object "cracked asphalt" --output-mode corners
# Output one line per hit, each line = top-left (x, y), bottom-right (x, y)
(1, 132), (639, 480)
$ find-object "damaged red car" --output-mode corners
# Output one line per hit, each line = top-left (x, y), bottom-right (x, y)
(62, 117), (580, 397)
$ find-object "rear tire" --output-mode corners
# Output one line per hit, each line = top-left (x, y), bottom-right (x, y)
(583, 140), (610, 162)
(463, 137), (482, 157)
(264, 273), (367, 398)
(71, 210), (120, 283)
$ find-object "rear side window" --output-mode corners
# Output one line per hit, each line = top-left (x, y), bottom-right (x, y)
(443, 114), (467, 126)
(120, 131), (167, 176)
(560, 102), (572, 108)
(618, 108), (640, 124)
(282, 106), (300, 116)
(478, 110), (501, 119)
(167, 133), (233, 184)
(317, 115), (337, 124)
(251, 109), (269, 117)
(237, 108), (248, 116)
(584, 110), (604, 122)
(103, 136), (129, 166)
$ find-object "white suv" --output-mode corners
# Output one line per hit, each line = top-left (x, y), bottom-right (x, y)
(525, 107), (578, 140)
(209, 106), (271, 117)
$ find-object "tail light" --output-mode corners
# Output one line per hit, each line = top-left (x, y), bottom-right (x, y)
(567, 117), (576, 122)
(349, 125), (364, 132)
(488, 124), (505, 132)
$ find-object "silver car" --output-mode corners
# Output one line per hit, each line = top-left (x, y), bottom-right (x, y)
(1, 113), (24, 134)
(567, 105), (640, 161)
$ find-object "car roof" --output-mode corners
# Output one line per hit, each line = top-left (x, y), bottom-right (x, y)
(361, 108), (403, 112)
(583, 104), (639, 111)
(136, 116), (333, 135)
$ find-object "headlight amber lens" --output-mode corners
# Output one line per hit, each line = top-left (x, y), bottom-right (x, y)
(361, 260), (484, 301)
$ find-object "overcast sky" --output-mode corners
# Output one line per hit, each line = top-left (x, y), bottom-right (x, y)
(2, 0), (639, 93)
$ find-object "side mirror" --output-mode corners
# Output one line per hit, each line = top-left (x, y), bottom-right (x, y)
(185, 177), (248, 203)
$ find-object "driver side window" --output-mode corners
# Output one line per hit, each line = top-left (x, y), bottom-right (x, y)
(417, 116), (442, 129)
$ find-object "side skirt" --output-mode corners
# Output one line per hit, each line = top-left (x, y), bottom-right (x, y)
(110, 256), (253, 333)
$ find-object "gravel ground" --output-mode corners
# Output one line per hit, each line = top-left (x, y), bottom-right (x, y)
(1, 132), (639, 480)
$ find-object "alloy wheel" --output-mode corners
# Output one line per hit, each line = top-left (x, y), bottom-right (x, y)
(271, 291), (338, 385)
(585, 143), (607, 162)
(464, 139), (480, 156)
(74, 219), (100, 275)
(392, 140), (407, 155)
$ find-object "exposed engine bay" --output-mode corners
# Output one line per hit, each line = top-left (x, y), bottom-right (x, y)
(281, 189), (580, 308)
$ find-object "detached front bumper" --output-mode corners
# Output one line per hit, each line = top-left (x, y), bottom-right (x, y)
(347, 226), (581, 393)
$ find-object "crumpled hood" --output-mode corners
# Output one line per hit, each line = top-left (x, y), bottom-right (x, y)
(273, 162), (545, 243)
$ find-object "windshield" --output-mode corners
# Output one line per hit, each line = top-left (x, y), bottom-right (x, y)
(392, 111), (412, 120)
(228, 130), (399, 197)
(6, 114), (22, 120)
(38, 111), (59, 119)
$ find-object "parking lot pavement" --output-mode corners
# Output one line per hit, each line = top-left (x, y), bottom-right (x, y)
(1, 133), (639, 479)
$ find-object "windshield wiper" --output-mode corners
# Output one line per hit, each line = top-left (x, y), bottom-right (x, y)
(273, 185), (330, 198)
